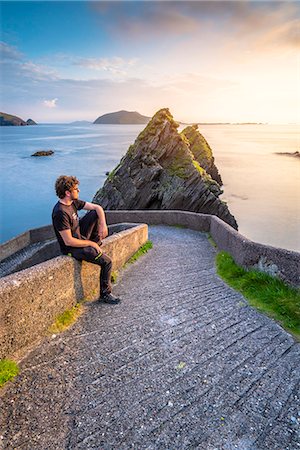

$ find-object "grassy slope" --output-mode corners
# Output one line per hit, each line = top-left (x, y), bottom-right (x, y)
(216, 251), (300, 340)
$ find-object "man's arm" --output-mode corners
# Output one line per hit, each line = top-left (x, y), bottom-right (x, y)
(59, 229), (101, 253)
(83, 202), (108, 239)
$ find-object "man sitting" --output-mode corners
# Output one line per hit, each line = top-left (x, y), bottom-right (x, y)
(52, 175), (121, 304)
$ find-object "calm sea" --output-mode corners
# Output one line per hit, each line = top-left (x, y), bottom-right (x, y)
(0, 123), (299, 252)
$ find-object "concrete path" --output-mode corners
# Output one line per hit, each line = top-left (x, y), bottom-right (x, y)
(1, 225), (299, 450)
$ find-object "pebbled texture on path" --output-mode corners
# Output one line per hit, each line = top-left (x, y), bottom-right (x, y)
(1, 225), (299, 450)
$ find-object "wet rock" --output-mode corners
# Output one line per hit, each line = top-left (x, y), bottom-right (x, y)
(31, 150), (54, 157)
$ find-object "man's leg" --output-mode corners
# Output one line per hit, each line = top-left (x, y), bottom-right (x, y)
(79, 210), (101, 243)
(69, 247), (120, 303)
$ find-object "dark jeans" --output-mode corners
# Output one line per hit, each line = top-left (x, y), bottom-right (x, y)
(69, 211), (112, 296)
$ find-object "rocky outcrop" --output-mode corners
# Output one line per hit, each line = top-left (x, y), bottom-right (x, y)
(275, 151), (300, 159)
(0, 112), (37, 126)
(94, 110), (150, 124)
(93, 108), (238, 229)
(31, 150), (54, 157)
(26, 118), (37, 125)
(181, 124), (222, 185)
(0, 112), (26, 126)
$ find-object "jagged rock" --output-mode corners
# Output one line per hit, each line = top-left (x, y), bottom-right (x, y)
(181, 124), (222, 185)
(93, 108), (238, 229)
(26, 118), (37, 125)
(31, 150), (54, 157)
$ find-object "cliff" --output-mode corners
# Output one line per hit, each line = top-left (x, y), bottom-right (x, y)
(93, 108), (237, 229)
(94, 110), (150, 125)
(0, 112), (37, 126)
(181, 124), (222, 185)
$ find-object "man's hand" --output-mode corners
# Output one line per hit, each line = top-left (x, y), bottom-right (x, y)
(59, 229), (102, 254)
(90, 241), (102, 254)
(99, 224), (108, 240)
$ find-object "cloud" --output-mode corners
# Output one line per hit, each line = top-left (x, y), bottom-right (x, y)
(74, 56), (138, 75)
(43, 98), (58, 108)
(90, 1), (300, 50)
(0, 41), (22, 61)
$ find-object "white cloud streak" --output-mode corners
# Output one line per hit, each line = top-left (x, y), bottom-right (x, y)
(74, 56), (138, 75)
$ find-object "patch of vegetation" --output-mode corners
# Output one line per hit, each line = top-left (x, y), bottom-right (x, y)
(0, 359), (19, 388)
(108, 162), (121, 181)
(207, 233), (217, 248)
(181, 125), (213, 166)
(168, 149), (192, 179)
(136, 108), (178, 142)
(49, 304), (83, 334)
(127, 144), (135, 157)
(192, 160), (221, 194)
(125, 240), (153, 266)
(192, 160), (205, 176)
(216, 252), (300, 340)
(111, 271), (118, 283)
(173, 224), (186, 229)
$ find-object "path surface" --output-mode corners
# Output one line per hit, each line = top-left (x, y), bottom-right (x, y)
(1, 226), (299, 450)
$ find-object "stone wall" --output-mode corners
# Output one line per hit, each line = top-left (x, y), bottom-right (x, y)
(0, 224), (148, 359)
(1, 210), (299, 360)
(105, 210), (300, 287)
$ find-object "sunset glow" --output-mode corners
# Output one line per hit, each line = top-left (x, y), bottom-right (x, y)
(1, 1), (299, 123)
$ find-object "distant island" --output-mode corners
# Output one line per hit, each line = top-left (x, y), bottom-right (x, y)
(94, 110), (150, 125)
(197, 122), (266, 125)
(275, 151), (300, 159)
(0, 112), (37, 126)
(69, 120), (92, 126)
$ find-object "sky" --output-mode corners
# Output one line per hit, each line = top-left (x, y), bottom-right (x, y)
(0, 1), (299, 123)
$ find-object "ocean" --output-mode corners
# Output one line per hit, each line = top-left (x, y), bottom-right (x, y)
(0, 123), (299, 252)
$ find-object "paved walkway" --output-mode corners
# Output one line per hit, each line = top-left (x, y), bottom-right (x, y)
(1, 226), (299, 450)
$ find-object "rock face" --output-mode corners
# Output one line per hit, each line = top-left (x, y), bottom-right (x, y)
(94, 110), (150, 125)
(181, 124), (222, 185)
(93, 108), (237, 229)
(0, 112), (37, 126)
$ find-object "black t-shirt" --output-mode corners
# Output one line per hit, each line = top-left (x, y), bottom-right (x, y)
(52, 199), (86, 254)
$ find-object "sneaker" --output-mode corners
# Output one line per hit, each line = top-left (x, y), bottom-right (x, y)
(99, 293), (121, 304)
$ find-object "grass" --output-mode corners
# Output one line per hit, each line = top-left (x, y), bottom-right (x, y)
(0, 359), (19, 388)
(216, 251), (300, 340)
(207, 233), (217, 248)
(125, 240), (153, 265)
(49, 303), (83, 334)
(173, 224), (186, 229)
(111, 271), (118, 283)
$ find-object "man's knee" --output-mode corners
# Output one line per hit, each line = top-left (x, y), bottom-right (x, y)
(100, 253), (112, 270)
(89, 210), (98, 221)
(73, 246), (98, 262)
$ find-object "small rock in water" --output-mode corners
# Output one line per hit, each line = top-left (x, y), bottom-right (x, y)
(31, 150), (54, 157)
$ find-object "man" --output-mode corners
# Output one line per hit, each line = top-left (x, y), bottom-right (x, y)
(52, 175), (121, 304)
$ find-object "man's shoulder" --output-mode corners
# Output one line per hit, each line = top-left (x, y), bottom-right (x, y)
(74, 199), (86, 210)
(52, 201), (61, 214)
(52, 201), (69, 216)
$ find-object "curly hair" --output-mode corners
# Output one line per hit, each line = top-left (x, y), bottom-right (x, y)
(55, 175), (79, 199)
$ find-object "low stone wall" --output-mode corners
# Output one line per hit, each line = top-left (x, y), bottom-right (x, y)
(105, 210), (300, 287)
(0, 223), (148, 360)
